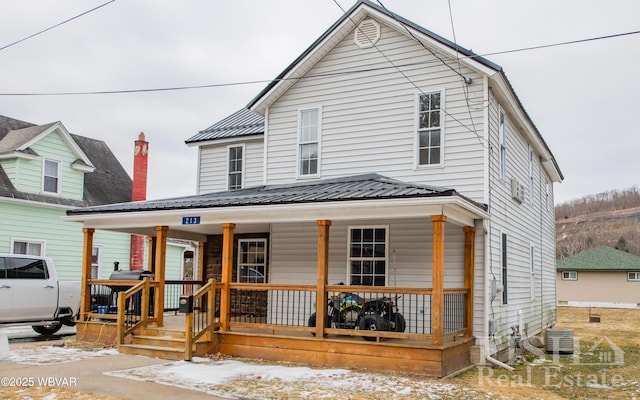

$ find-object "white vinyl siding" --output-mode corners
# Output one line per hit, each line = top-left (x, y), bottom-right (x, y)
(197, 138), (264, 194)
(530, 245), (536, 300)
(264, 23), (486, 201)
(499, 108), (507, 180)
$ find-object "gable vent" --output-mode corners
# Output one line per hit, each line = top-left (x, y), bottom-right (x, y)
(354, 19), (380, 49)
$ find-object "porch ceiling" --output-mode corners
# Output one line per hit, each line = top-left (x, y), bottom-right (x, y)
(64, 174), (488, 240)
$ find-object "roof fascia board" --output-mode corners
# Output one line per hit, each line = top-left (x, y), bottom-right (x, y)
(22, 122), (95, 169)
(64, 196), (488, 229)
(185, 134), (264, 148)
(0, 151), (39, 161)
(0, 196), (74, 210)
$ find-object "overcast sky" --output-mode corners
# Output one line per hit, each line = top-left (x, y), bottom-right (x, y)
(1, 0), (638, 205)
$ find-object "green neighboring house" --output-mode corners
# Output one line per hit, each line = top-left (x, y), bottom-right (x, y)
(0, 115), (134, 280)
(557, 246), (640, 308)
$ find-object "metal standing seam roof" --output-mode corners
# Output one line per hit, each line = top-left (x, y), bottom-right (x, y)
(185, 108), (264, 144)
(67, 173), (487, 215)
(557, 246), (640, 271)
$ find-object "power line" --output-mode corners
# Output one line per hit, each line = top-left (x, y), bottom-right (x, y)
(0, 1), (116, 52)
(0, 25), (638, 97)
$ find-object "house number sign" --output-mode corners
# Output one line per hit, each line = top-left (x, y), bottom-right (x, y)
(182, 216), (201, 225)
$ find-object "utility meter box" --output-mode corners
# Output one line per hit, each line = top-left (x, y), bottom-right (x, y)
(179, 295), (193, 313)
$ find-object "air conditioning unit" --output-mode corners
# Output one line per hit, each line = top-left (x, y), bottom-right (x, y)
(511, 177), (526, 203)
(546, 328), (574, 354)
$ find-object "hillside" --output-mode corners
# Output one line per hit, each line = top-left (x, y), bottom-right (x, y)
(555, 187), (640, 258)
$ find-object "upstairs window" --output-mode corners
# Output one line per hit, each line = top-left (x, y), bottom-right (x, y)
(228, 145), (244, 190)
(417, 92), (442, 166)
(499, 110), (507, 180)
(298, 108), (320, 177)
(348, 227), (387, 286)
(43, 159), (60, 194)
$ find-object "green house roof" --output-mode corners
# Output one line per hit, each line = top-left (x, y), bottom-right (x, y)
(557, 246), (640, 271)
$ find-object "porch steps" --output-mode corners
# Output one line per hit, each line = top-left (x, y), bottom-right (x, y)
(118, 326), (212, 361)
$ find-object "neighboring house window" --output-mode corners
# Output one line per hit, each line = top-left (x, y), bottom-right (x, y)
(298, 108), (320, 176)
(43, 159), (60, 194)
(530, 245), (536, 300)
(228, 145), (244, 190)
(348, 226), (387, 286)
(628, 272), (640, 282)
(91, 246), (102, 279)
(238, 239), (267, 283)
(562, 271), (578, 281)
(417, 92), (442, 166)
(499, 109), (507, 180)
(501, 233), (508, 304)
(12, 239), (44, 256)
(529, 149), (535, 202)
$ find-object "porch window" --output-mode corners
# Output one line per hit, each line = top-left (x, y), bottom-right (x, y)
(627, 272), (640, 282)
(92, 245), (102, 279)
(12, 239), (44, 256)
(238, 239), (267, 283)
(43, 159), (60, 194)
(348, 227), (387, 286)
(298, 107), (320, 177)
(417, 91), (442, 166)
(228, 145), (244, 190)
(561, 271), (577, 281)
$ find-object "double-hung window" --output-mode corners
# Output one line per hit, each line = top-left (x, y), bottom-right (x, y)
(43, 159), (60, 194)
(12, 239), (44, 256)
(499, 109), (507, 180)
(228, 145), (244, 190)
(238, 239), (267, 283)
(348, 227), (387, 286)
(417, 92), (442, 166)
(298, 108), (320, 177)
(91, 246), (102, 279)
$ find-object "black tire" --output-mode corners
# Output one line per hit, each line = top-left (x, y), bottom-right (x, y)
(358, 314), (389, 341)
(308, 313), (330, 336)
(388, 313), (406, 332)
(32, 323), (62, 335)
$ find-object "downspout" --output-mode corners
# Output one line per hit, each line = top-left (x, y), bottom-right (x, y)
(483, 211), (514, 371)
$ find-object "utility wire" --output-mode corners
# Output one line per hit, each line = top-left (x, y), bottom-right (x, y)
(0, 26), (638, 96)
(0, 1), (116, 52)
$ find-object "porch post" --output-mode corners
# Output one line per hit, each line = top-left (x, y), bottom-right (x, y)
(431, 215), (446, 346)
(220, 223), (236, 332)
(79, 228), (94, 321)
(463, 225), (475, 338)
(315, 220), (331, 338)
(154, 226), (168, 327)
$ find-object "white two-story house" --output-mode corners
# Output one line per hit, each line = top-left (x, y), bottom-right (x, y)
(67, 0), (562, 376)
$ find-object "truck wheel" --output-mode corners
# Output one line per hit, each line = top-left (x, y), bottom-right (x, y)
(32, 324), (62, 335)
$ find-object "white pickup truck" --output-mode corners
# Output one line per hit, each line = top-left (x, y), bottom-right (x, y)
(0, 254), (80, 335)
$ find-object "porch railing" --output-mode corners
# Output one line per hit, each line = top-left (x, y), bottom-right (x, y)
(185, 279), (217, 360)
(116, 278), (157, 345)
(225, 283), (468, 342)
(165, 280), (204, 313)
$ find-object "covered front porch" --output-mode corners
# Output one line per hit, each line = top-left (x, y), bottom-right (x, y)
(68, 174), (487, 376)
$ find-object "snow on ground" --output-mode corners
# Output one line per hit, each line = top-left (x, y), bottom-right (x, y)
(3, 344), (117, 364)
(106, 357), (497, 400)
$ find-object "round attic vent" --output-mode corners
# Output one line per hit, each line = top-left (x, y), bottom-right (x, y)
(354, 19), (380, 49)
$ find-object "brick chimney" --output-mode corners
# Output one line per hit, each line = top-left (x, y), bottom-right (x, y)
(130, 132), (149, 270)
